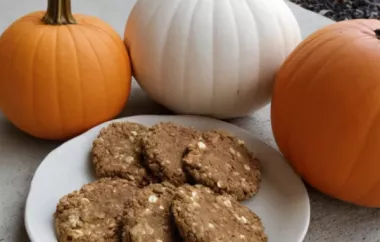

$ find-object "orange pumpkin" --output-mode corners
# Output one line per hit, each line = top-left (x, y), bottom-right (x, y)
(271, 19), (380, 207)
(0, 0), (131, 140)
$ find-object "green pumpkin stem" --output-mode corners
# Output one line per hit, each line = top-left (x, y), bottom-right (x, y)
(42, 0), (76, 25)
(375, 29), (380, 39)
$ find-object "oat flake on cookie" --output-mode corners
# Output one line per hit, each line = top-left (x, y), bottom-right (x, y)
(54, 177), (139, 242)
(183, 130), (261, 201)
(91, 122), (155, 186)
(122, 182), (182, 242)
(171, 184), (268, 242)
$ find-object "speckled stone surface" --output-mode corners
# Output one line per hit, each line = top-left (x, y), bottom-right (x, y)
(290, 0), (380, 21)
(0, 1), (379, 242)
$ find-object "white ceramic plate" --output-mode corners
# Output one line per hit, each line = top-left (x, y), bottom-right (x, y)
(25, 115), (310, 242)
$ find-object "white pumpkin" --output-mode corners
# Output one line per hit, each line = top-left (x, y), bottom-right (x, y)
(125, 0), (301, 118)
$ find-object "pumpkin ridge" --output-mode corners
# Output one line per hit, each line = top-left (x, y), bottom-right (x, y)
(159, 0), (183, 107)
(319, 20), (360, 32)
(30, 29), (48, 132)
(350, 19), (375, 31)
(345, 21), (379, 38)
(145, 0), (165, 31)
(355, 21), (376, 35)
(54, 27), (65, 138)
(183, 0), (201, 114)
(243, 0), (262, 113)
(85, 23), (130, 112)
(210, 0), (239, 116)
(274, 7), (287, 61)
(81, 23), (127, 62)
(124, 0), (159, 51)
(280, 27), (348, 85)
(228, 0), (241, 114)
(283, 34), (342, 92)
(344, 102), (380, 200)
(288, 37), (362, 179)
(67, 25), (85, 128)
(303, 37), (360, 92)
(143, 0), (165, 98)
(241, 0), (259, 114)
(78, 17), (124, 45)
(253, 0), (276, 110)
(284, 1), (302, 47)
(211, 0), (216, 114)
(81, 23), (122, 45)
(77, 26), (109, 116)
(125, 0), (162, 87)
(267, 9), (290, 111)
(0, 24), (30, 108)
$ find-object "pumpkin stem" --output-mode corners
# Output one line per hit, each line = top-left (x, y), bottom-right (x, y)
(375, 29), (380, 39)
(42, 0), (76, 25)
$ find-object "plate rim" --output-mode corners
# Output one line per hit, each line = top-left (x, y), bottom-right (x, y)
(24, 114), (310, 242)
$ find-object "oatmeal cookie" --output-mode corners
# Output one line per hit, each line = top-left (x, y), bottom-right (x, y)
(182, 130), (261, 201)
(142, 122), (202, 186)
(171, 184), (268, 242)
(122, 182), (181, 242)
(92, 122), (155, 186)
(54, 178), (139, 242)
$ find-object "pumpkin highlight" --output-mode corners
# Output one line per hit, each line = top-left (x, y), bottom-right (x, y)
(0, 0), (131, 140)
(271, 19), (380, 207)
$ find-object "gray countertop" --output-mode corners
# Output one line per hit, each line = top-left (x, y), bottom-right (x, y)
(0, 1), (379, 241)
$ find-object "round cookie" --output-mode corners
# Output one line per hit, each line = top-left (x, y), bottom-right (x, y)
(122, 182), (181, 242)
(171, 184), (268, 242)
(92, 122), (155, 186)
(142, 122), (202, 186)
(182, 130), (261, 201)
(54, 178), (139, 242)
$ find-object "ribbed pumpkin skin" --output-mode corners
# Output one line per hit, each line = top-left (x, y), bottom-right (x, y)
(271, 19), (380, 207)
(125, 0), (301, 118)
(0, 12), (131, 140)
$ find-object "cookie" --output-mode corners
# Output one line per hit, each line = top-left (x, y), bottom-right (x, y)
(54, 178), (139, 242)
(122, 182), (181, 242)
(171, 184), (268, 242)
(92, 122), (155, 186)
(142, 122), (202, 186)
(182, 130), (261, 201)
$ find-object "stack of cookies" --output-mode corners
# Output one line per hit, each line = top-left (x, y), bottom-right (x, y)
(54, 121), (268, 242)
